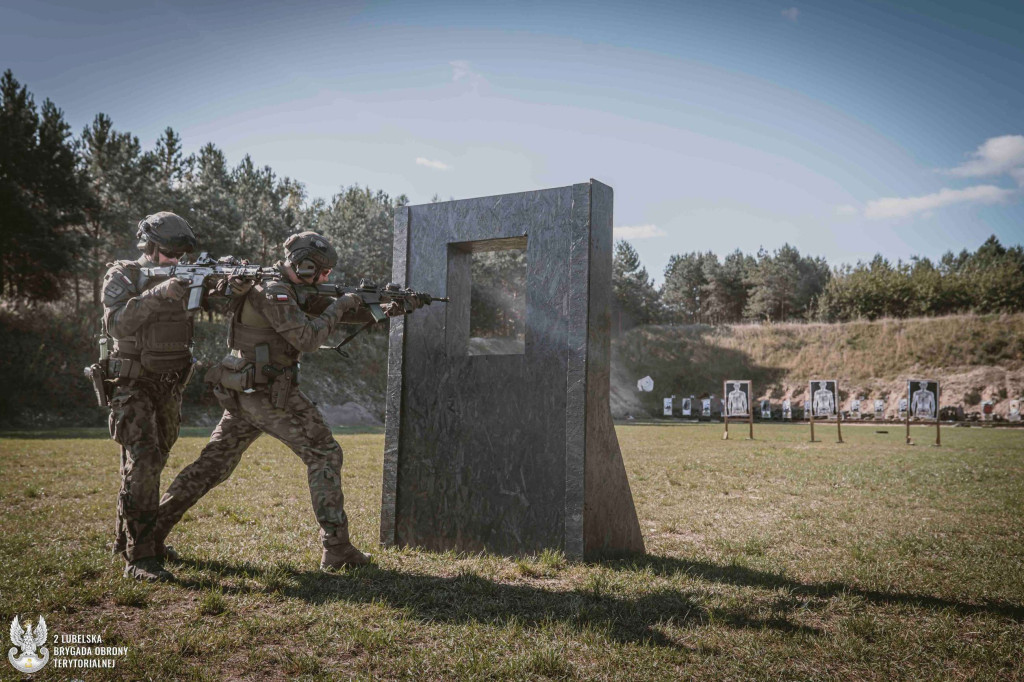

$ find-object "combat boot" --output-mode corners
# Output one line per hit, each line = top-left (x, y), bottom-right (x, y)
(124, 557), (174, 582)
(158, 544), (180, 562)
(320, 528), (371, 570)
(113, 542), (178, 561)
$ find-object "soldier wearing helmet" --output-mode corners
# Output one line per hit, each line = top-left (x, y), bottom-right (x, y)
(154, 230), (419, 571)
(102, 212), (202, 582)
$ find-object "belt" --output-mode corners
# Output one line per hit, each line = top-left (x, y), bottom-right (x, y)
(108, 355), (190, 384)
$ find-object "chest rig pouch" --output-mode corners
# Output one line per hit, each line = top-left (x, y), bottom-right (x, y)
(137, 316), (194, 372)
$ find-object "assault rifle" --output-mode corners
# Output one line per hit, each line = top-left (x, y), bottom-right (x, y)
(138, 252), (278, 310)
(140, 251), (449, 355)
(297, 280), (449, 357)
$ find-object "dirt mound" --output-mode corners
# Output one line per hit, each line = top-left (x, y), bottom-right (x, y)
(612, 313), (1024, 418)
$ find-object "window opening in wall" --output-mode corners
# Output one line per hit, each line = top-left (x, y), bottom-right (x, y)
(467, 238), (526, 356)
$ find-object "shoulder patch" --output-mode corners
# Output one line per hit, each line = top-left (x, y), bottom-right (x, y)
(103, 263), (138, 295)
(102, 273), (134, 306)
(264, 284), (294, 303)
(262, 280), (294, 301)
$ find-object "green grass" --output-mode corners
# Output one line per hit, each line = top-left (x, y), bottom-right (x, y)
(1, 424), (1021, 680)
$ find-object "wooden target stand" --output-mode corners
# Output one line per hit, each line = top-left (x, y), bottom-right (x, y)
(808, 408), (843, 443)
(905, 412), (940, 446)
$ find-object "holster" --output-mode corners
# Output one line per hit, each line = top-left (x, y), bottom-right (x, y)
(253, 342), (291, 409)
(268, 371), (293, 409)
(84, 363), (111, 407)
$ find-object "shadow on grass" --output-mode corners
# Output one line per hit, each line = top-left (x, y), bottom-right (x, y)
(0, 427), (214, 440)
(0, 425), (384, 439)
(595, 554), (1024, 623)
(174, 555), (818, 647)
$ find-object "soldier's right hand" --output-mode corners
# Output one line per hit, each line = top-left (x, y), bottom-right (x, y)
(149, 277), (188, 301)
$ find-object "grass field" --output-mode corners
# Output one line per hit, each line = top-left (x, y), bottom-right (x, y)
(1, 423), (1022, 680)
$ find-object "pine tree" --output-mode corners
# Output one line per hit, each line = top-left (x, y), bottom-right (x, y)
(613, 240), (661, 327)
(0, 70), (88, 302)
(661, 252), (707, 323)
(79, 113), (152, 305)
(315, 185), (401, 284)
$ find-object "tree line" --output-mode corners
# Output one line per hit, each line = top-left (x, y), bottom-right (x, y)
(3, 69), (1022, 327)
(613, 234), (1024, 327)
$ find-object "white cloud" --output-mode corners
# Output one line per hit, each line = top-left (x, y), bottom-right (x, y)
(781, 7), (800, 22)
(450, 60), (473, 81)
(948, 135), (1024, 178)
(864, 185), (1015, 219)
(835, 204), (858, 216)
(450, 60), (487, 89)
(613, 224), (667, 240)
(1012, 167), (1024, 188)
(415, 157), (450, 171)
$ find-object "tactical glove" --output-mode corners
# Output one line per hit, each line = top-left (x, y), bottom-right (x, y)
(147, 277), (187, 301)
(381, 295), (421, 317)
(228, 276), (253, 297)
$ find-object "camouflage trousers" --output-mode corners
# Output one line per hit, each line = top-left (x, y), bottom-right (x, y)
(108, 381), (183, 562)
(155, 386), (349, 549)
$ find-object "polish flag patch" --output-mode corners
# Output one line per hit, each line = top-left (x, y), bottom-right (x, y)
(274, 294), (290, 302)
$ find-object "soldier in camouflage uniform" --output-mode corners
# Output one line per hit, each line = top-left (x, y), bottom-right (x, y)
(103, 212), (201, 582)
(154, 231), (416, 570)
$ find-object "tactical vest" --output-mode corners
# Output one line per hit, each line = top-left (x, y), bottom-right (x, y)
(108, 260), (194, 374)
(227, 282), (301, 372)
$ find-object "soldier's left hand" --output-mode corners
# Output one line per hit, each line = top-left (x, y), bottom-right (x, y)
(406, 294), (423, 311)
(228, 276), (253, 297)
(381, 300), (406, 317)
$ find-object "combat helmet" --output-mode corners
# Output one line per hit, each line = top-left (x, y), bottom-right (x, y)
(136, 212), (197, 255)
(284, 231), (338, 279)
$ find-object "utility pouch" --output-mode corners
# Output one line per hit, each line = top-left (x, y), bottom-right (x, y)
(140, 350), (191, 373)
(84, 363), (110, 407)
(218, 354), (255, 393)
(142, 320), (191, 352)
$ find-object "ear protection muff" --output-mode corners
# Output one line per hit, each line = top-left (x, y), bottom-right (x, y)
(294, 259), (318, 279)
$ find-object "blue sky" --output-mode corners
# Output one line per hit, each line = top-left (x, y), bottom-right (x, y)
(3, 0), (1022, 282)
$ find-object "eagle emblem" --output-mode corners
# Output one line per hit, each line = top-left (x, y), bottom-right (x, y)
(8, 616), (49, 673)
